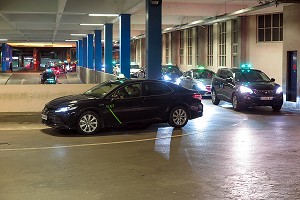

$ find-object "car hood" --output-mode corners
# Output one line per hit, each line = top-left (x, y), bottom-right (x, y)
(46, 94), (97, 108)
(242, 82), (280, 90)
(130, 69), (140, 73)
(194, 78), (212, 85)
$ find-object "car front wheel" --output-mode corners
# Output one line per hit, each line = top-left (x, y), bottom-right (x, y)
(272, 104), (282, 111)
(77, 111), (100, 135)
(168, 106), (188, 128)
(232, 94), (243, 111)
(211, 89), (220, 105)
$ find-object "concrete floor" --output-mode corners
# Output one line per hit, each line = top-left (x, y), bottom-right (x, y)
(1, 99), (300, 200)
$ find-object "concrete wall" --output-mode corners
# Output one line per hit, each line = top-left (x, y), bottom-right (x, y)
(0, 84), (96, 112)
(76, 66), (117, 84)
(246, 15), (283, 85)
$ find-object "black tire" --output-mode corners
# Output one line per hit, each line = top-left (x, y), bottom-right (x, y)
(211, 89), (220, 105)
(168, 106), (188, 128)
(232, 94), (243, 111)
(272, 104), (282, 111)
(77, 111), (101, 135)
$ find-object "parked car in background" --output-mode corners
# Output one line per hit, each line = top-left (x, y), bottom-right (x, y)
(177, 67), (215, 97)
(41, 79), (203, 135)
(130, 63), (141, 78)
(211, 65), (283, 111)
(47, 65), (61, 76)
(40, 69), (57, 84)
(161, 64), (183, 83)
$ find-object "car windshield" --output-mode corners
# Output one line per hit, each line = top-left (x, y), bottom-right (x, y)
(234, 70), (271, 82)
(83, 81), (122, 98)
(193, 70), (215, 79)
(162, 66), (183, 76)
(130, 65), (140, 69)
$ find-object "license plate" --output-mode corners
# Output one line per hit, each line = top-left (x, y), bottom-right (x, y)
(261, 97), (273, 100)
(41, 114), (48, 120)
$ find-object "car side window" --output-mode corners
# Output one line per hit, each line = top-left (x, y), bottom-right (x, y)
(110, 83), (141, 99)
(143, 82), (173, 96)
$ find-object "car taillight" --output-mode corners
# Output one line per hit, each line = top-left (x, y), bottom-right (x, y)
(206, 85), (211, 92)
(192, 94), (202, 100)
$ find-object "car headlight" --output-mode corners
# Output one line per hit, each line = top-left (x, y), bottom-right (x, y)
(175, 78), (181, 85)
(55, 106), (77, 113)
(239, 86), (253, 94)
(164, 75), (171, 81)
(197, 82), (207, 91)
(276, 87), (282, 94)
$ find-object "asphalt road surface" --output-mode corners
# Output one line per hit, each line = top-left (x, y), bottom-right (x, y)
(1, 99), (300, 199)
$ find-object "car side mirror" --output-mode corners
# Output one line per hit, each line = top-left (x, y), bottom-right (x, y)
(270, 78), (275, 82)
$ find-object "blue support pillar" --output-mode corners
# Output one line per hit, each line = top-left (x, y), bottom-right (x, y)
(1, 43), (7, 72)
(119, 14), (131, 79)
(87, 34), (94, 70)
(82, 37), (88, 68)
(78, 40), (83, 66)
(94, 30), (102, 72)
(146, 0), (162, 80)
(104, 23), (113, 74)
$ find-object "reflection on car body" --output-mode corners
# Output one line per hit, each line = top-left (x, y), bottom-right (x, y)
(177, 68), (215, 97)
(211, 66), (283, 111)
(41, 79), (203, 135)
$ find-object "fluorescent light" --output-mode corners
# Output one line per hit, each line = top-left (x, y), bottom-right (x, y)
(0, 39), (8, 41)
(79, 23), (104, 26)
(65, 39), (78, 42)
(70, 34), (87, 36)
(88, 14), (118, 17)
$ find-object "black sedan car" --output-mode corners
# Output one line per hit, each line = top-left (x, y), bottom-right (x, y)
(41, 79), (203, 135)
(211, 67), (283, 111)
(40, 69), (57, 84)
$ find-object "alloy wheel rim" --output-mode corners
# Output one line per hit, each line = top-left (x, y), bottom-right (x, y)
(172, 109), (187, 126)
(232, 96), (237, 109)
(212, 91), (215, 102)
(79, 114), (98, 133)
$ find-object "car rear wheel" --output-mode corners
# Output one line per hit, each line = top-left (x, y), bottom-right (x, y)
(232, 94), (243, 111)
(272, 104), (282, 111)
(211, 89), (220, 105)
(77, 111), (100, 135)
(168, 106), (188, 128)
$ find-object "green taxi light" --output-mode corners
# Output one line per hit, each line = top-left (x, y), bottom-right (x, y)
(197, 65), (205, 69)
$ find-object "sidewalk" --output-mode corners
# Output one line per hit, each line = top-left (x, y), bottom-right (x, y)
(0, 112), (45, 130)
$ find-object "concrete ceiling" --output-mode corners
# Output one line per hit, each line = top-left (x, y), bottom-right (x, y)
(0, 0), (284, 47)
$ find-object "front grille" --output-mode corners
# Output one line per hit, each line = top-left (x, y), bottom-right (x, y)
(253, 89), (275, 96)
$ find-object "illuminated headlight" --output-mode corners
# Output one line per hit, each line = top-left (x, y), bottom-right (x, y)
(55, 106), (77, 113)
(164, 75), (171, 81)
(240, 86), (253, 94)
(276, 87), (283, 94)
(175, 78), (181, 85)
(197, 82), (207, 91)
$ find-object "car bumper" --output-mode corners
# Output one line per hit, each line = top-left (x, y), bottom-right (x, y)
(41, 109), (76, 129)
(190, 102), (203, 119)
(238, 94), (283, 107)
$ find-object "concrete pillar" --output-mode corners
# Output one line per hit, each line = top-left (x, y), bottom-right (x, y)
(146, 0), (162, 79)
(119, 14), (131, 79)
(104, 23), (113, 74)
(94, 30), (102, 72)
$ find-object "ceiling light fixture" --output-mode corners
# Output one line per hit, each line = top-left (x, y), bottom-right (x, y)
(0, 39), (8, 41)
(79, 23), (104, 26)
(65, 39), (78, 42)
(88, 14), (119, 17)
(70, 34), (87, 36)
